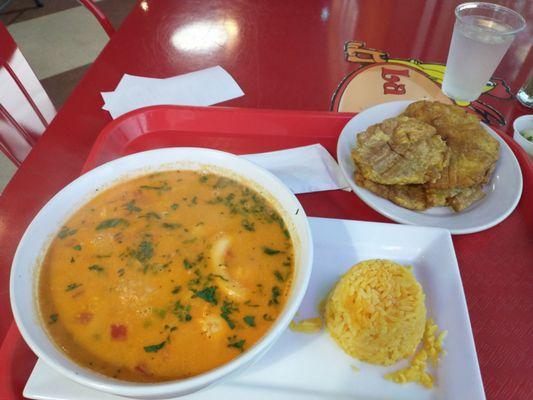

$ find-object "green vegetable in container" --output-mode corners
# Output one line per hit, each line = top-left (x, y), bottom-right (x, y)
(520, 128), (533, 142)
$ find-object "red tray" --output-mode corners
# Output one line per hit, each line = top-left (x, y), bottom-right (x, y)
(2, 106), (532, 400)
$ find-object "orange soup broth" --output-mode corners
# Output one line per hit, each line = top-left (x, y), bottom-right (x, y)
(39, 170), (294, 382)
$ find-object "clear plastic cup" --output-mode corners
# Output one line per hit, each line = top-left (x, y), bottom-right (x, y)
(441, 2), (526, 102)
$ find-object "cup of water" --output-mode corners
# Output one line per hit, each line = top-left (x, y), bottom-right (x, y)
(442, 2), (526, 102)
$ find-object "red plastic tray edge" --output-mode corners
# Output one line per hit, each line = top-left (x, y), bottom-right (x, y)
(83, 105), (357, 172)
(82, 105), (533, 175)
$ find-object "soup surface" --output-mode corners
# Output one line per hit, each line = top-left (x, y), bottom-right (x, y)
(39, 170), (294, 382)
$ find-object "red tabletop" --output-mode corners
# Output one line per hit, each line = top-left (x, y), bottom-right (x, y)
(0, 1), (532, 399)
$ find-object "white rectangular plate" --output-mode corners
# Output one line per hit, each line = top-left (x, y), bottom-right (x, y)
(24, 217), (485, 400)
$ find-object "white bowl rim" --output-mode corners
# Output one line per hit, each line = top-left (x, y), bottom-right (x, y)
(10, 147), (313, 398)
(512, 114), (533, 131)
(512, 115), (533, 153)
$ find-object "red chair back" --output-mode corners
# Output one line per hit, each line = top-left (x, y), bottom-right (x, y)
(0, 22), (56, 166)
(78, 0), (116, 37)
(0, 2), (113, 165)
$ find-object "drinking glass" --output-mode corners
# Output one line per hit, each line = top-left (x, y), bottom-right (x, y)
(441, 2), (526, 102)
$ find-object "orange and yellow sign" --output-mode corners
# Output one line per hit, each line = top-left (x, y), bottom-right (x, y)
(331, 41), (512, 126)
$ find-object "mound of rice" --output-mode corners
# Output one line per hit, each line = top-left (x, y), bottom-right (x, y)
(325, 259), (426, 365)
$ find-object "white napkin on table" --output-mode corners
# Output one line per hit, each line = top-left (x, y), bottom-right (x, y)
(101, 66), (244, 119)
(243, 144), (350, 194)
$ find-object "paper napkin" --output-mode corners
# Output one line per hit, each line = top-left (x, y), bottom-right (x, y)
(243, 144), (350, 194)
(101, 66), (244, 118)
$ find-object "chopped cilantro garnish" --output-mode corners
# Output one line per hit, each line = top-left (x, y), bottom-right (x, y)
(88, 264), (104, 272)
(171, 285), (181, 294)
(170, 203), (179, 210)
(164, 324), (178, 332)
(188, 275), (201, 287)
(58, 226), (77, 239)
(274, 270), (284, 282)
(243, 315), (256, 327)
(66, 283), (82, 291)
(263, 314), (274, 321)
(96, 218), (128, 230)
(227, 336), (245, 352)
(213, 177), (232, 189)
(209, 273), (229, 282)
(263, 246), (281, 255)
(96, 254), (111, 259)
(135, 240), (154, 262)
(162, 222), (182, 229)
(207, 196), (223, 205)
(73, 245), (82, 251)
(220, 300), (238, 329)
(141, 212), (161, 220)
(143, 340), (166, 353)
(123, 200), (141, 213)
(140, 182), (171, 192)
(244, 300), (259, 307)
(152, 262), (171, 272)
(192, 286), (218, 305)
(49, 313), (58, 324)
(182, 253), (204, 269)
(173, 300), (192, 322)
(269, 286), (281, 305)
(241, 219), (255, 231)
(199, 175), (209, 183)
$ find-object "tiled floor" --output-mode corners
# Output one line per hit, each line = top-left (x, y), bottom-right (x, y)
(0, 154), (17, 193)
(0, 0), (135, 27)
(0, 0), (135, 193)
(8, 6), (109, 80)
(41, 64), (91, 109)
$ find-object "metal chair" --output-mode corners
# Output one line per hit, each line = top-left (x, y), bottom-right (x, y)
(0, 21), (55, 165)
(0, 1), (115, 165)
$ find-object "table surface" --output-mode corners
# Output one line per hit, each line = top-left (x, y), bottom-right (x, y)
(0, 0), (532, 399)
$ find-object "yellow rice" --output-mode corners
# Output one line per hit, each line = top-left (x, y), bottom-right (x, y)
(385, 318), (447, 388)
(289, 317), (323, 333)
(325, 259), (426, 365)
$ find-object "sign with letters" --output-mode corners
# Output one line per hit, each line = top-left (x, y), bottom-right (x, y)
(331, 41), (512, 126)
